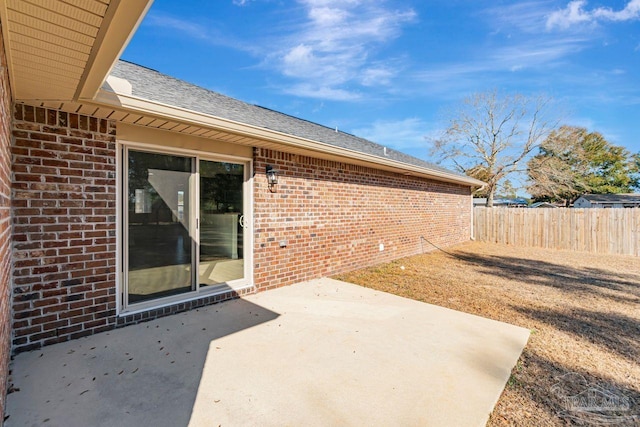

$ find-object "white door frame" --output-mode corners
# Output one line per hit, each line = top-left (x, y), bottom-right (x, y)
(116, 140), (254, 315)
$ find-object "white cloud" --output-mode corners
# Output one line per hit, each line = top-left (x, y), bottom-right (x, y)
(411, 36), (586, 99)
(485, 1), (554, 34)
(307, 6), (349, 27)
(546, 1), (592, 30)
(283, 84), (361, 101)
(271, 1), (416, 99)
(146, 15), (208, 40)
(406, 0), (605, 100)
(147, 2), (416, 101)
(144, 14), (258, 54)
(279, 43), (357, 87)
(546, 0), (640, 30)
(593, 0), (640, 21)
(282, 44), (316, 77)
(490, 37), (586, 68)
(360, 66), (395, 86)
(352, 118), (434, 150)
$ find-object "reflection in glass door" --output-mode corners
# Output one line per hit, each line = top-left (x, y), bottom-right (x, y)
(123, 148), (249, 309)
(198, 160), (244, 286)
(126, 150), (194, 304)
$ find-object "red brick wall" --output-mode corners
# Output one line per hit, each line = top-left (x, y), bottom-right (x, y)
(8, 110), (472, 353)
(11, 105), (118, 353)
(0, 21), (13, 423)
(253, 149), (472, 290)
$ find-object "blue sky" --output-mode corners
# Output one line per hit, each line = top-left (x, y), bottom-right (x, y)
(123, 0), (640, 182)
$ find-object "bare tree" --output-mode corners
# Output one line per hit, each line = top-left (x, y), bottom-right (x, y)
(430, 91), (557, 207)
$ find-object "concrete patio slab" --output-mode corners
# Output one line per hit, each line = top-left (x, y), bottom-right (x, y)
(6, 278), (529, 427)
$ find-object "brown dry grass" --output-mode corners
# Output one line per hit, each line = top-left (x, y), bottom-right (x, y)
(335, 241), (640, 426)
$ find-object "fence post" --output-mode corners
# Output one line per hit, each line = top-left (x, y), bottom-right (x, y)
(471, 207), (639, 256)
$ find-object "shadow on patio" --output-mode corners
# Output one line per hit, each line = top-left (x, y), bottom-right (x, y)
(6, 278), (529, 427)
(6, 297), (279, 427)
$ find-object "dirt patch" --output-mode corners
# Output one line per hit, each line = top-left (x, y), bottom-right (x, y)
(335, 241), (640, 426)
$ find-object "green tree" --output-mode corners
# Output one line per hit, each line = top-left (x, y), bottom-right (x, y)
(431, 91), (556, 207)
(527, 125), (639, 206)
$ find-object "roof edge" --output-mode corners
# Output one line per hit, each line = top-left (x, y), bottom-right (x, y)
(75, 0), (154, 101)
(92, 88), (484, 188)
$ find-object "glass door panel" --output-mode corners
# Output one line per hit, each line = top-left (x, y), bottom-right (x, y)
(127, 150), (194, 303)
(199, 160), (244, 286)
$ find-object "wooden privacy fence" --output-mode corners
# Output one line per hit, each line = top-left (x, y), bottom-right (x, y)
(473, 207), (640, 256)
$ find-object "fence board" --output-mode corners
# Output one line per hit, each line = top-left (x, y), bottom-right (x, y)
(473, 207), (640, 256)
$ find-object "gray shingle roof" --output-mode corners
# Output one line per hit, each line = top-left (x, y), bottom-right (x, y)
(110, 60), (469, 180)
(579, 194), (640, 203)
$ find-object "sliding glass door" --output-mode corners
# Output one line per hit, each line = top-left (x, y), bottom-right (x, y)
(199, 160), (244, 287)
(126, 150), (194, 303)
(123, 147), (249, 309)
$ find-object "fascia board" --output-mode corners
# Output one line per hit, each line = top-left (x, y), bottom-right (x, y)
(75, 0), (154, 100)
(91, 88), (485, 188)
(0, 1), (15, 102)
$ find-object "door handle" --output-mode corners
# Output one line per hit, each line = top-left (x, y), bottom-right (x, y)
(238, 214), (245, 228)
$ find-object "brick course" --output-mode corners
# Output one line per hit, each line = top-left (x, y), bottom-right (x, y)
(9, 110), (473, 355)
(0, 20), (12, 423)
(9, 110), (253, 352)
(253, 148), (471, 290)
(11, 105), (118, 353)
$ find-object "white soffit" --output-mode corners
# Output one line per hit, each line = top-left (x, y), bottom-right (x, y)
(92, 88), (485, 187)
(0, 0), (152, 102)
(19, 92), (482, 188)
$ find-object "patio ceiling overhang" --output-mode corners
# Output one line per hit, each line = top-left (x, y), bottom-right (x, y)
(0, 0), (153, 102)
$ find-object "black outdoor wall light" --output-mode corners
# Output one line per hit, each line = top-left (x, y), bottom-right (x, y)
(266, 165), (278, 191)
